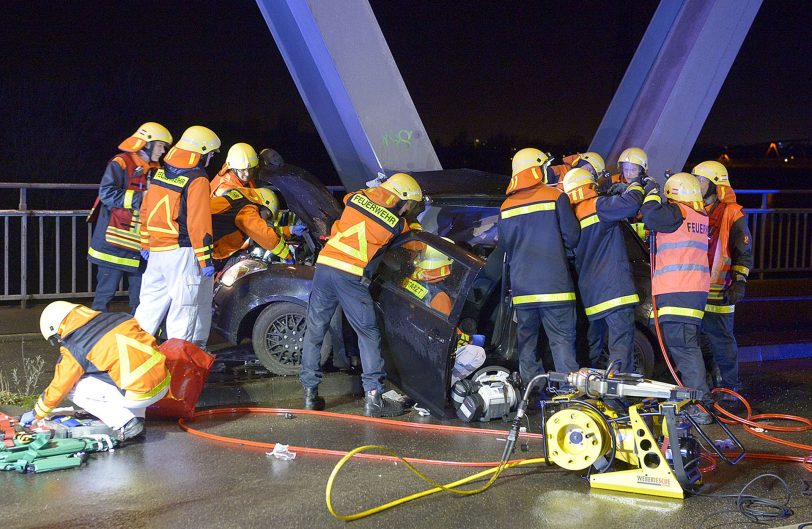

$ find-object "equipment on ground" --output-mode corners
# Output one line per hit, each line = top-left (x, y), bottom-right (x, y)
(504, 367), (745, 498)
(1, 413), (117, 474)
(452, 366), (519, 422)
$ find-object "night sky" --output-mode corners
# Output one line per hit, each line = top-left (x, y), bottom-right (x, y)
(1, 0), (810, 185)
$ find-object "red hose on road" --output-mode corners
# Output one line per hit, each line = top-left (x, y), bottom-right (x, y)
(648, 235), (812, 472)
(179, 406), (545, 467)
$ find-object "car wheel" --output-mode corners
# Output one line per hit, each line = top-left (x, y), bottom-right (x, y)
(251, 302), (329, 376)
(595, 327), (656, 378)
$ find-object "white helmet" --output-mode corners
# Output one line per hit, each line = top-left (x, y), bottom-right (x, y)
(40, 301), (79, 340)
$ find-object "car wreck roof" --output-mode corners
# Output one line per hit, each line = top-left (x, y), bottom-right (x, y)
(411, 169), (509, 198)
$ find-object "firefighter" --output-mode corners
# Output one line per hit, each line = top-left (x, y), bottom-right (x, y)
(551, 151), (608, 190)
(601, 147), (649, 195)
(88, 122), (173, 313)
(563, 167), (643, 371)
(210, 142), (259, 197)
(403, 240), (486, 383)
(211, 187), (295, 263)
(20, 301), (170, 441)
(134, 125), (220, 349)
(640, 173), (713, 423)
(499, 148), (581, 385)
(692, 160), (753, 397)
(299, 173), (423, 417)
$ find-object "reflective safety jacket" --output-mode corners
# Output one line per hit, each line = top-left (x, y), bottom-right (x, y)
(139, 149), (214, 269)
(34, 305), (170, 419)
(317, 187), (411, 277)
(211, 188), (290, 260)
(88, 153), (156, 272)
(570, 183), (644, 319)
(210, 164), (255, 197)
(641, 195), (710, 324)
(706, 197), (753, 313)
(499, 168), (580, 308)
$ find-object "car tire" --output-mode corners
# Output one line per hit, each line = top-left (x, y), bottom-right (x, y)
(251, 302), (330, 376)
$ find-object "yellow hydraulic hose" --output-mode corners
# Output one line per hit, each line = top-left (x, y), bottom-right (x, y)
(326, 444), (547, 521)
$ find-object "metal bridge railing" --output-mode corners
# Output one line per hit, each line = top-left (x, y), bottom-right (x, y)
(1, 184), (811, 307)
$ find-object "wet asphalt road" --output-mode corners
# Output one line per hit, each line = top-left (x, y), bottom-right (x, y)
(2, 358), (811, 529)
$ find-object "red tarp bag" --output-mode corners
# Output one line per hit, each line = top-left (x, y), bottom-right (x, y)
(146, 339), (215, 420)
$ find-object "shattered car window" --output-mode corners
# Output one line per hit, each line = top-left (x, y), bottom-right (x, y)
(376, 241), (466, 321)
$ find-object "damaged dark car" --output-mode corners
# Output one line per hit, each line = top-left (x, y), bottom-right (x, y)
(211, 167), (658, 417)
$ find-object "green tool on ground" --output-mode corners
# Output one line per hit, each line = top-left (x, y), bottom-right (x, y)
(0, 432), (115, 474)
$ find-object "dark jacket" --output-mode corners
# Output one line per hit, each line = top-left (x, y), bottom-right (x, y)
(571, 183), (643, 319)
(498, 169), (580, 308)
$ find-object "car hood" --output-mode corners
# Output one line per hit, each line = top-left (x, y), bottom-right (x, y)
(258, 164), (343, 240)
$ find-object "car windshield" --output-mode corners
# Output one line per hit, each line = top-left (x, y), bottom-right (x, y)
(419, 202), (500, 258)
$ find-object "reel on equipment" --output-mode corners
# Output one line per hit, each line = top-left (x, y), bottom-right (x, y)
(452, 366), (519, 422)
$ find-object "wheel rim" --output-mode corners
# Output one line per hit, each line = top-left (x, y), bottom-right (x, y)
(264, 313), (306, 366)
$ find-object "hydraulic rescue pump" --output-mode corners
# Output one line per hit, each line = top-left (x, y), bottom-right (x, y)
(504, 366), (746, 499)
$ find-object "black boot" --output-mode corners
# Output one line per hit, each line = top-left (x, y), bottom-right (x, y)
(304, 387), (325, 411)
(118, 417), (145, 442)
(363, 390), (404, 418)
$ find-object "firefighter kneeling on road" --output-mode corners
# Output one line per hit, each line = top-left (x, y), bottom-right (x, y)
(20, 302), (170, 441)
(692, 161), (753, 400)
(211, 187), (299, 265)
(299, 173), (423, 417)
(640, 173), (713, 424)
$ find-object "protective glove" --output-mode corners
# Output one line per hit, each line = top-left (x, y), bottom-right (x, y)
(608, 182), (628, 195)
(201, 265), (216, 278)
(724, 280), (746, 305)
(284, 255), (295, 265)
(140, 249), (150, 261)
(21, 410), (36, 427)
(289, 224), (307, 237)
(471, 334), (486, 347)
(644, 178), (660, 195)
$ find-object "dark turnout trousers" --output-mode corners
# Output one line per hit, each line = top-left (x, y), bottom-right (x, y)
(701, 312), (740, 389)
(516, 304), (580, 383)
(587, 307), (636, 372)
(300, 265), (385, 393)
(660, 321), (711, 399)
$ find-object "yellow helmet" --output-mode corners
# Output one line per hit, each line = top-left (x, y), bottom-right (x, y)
(578, 152), (606, 174)
(618, 147), (648, 172)
(412, 238), (453, 282)
(691, 160), (730, 186)
(118, 122), (173, 152)
(562, 167), (596, 194)
(380, 172), (423, 202)
(253, 187), (280, 217)
(226, 143), (259, 170)
(664, 172), (703, 204)
(39, 301), (79, 340)
(512, 148), (550, 177)
(175, 125), (221, 154)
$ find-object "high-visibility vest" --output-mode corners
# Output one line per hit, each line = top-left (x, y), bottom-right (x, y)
(35, 306), (170, 418)
(652, 203), (710, 297)
(707, 202), (746, 305)
(316, 187), (407, 277)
